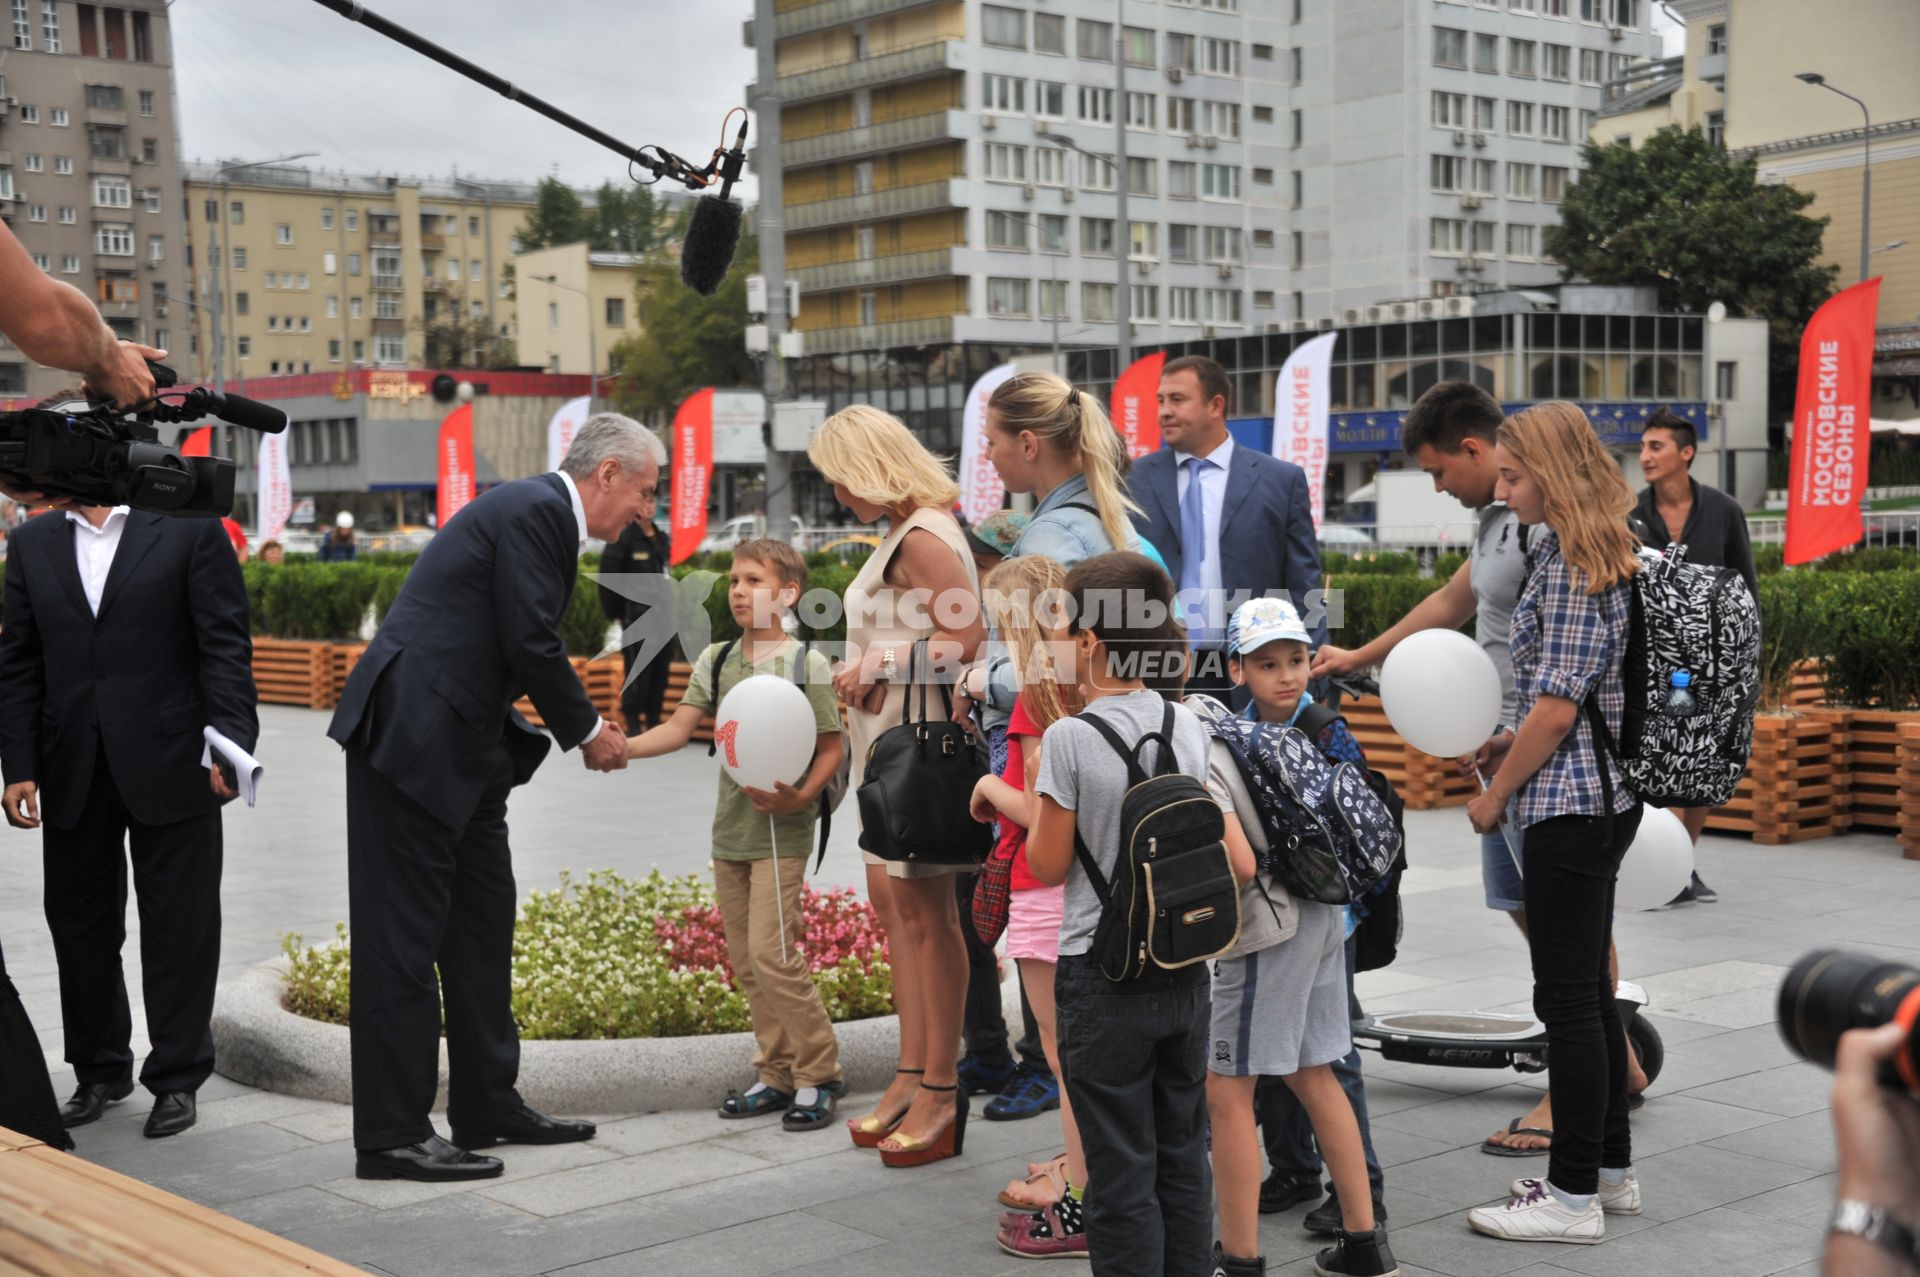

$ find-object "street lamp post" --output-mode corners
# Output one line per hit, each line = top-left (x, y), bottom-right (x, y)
(1036, 130), (1133, 370)
(1795, 73), (1872, 284)
(209, 154), (317, 396)
(535, 273), (596, 414)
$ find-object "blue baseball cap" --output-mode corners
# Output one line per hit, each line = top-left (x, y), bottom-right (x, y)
(1226, 597), (1311, 656)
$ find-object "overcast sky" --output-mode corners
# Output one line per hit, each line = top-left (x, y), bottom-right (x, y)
(171, 0), (760, 196)
(172, 0), (1680, 197)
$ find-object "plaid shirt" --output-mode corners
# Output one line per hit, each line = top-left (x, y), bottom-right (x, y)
(1507, 528), (1637, 831)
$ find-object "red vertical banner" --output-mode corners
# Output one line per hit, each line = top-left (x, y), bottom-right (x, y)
(1785, 278), (1881, 565)
(179, 426), (213, 457)
(1109, 352), (1166, 460)
(670, 387), (715, 565)
(437, 403), (476, 528)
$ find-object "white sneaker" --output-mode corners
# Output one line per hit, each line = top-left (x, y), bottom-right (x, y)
(1467, 1182), (1605, 1244)
(1510, 1172), (1641, 1216)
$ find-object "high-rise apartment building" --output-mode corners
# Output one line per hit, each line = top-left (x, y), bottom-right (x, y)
(751, 0), (1659, 368)
(181, 164), (539, 384)
(0, 0), (187, 400)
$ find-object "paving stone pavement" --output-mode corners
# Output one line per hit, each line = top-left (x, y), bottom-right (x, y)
(6, 705), (1917, 1276)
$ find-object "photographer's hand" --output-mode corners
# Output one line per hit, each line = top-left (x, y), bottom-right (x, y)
(1832, 1022), (1920, 1225)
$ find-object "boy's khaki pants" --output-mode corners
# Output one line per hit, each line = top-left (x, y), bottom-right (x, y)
(712, 856), (842, 1091)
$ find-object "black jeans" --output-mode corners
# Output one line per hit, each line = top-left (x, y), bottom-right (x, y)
(1522, 804), (1643, 1196)
(1055, 954), (1212, 1277)
(957, 871), (1047, 1074)
(1258, 934), (1384, 1194)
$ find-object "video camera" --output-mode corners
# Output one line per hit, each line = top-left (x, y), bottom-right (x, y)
(0, 363), (287, 518)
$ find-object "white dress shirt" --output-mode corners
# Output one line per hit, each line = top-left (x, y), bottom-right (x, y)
(549, 471), (603, 744)
(66, 506), (133, 616)
(1173, 435), (1234, 642)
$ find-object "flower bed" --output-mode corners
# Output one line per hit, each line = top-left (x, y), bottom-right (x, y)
(281, 869), (893, 1039)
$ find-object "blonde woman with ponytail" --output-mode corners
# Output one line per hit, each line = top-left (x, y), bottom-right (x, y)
(1463, 402), (1647, 1248)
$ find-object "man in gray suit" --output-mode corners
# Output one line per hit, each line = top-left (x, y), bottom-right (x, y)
(1128, 355), (1323, 701)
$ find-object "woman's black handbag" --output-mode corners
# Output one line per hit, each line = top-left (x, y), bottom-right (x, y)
(856, 641), (993, 865)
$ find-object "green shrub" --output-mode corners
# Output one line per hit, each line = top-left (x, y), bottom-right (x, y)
(560, 570), (615, 657)
(1433, 551), (1469, 582)
(1756, 571), (1829, 710)
(1324, 574), (1448, 653)
(371, 564), (409, 625)
(1322, 551), (1422, 578)
(281, 868), (894, 1039)
(256, 562), (380, 640)
(1813, 547), (1920, 573)
(1753, 543), (1784, 576)
(1816, 571), (1920, 710)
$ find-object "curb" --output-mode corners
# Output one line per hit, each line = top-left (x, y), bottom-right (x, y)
(212, 958), (1018, 1114)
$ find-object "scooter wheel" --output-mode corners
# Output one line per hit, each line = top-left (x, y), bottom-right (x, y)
(1627, 1013), (1664, 1087)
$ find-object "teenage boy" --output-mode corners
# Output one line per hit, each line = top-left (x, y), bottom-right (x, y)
(626, 539), (847, 1131)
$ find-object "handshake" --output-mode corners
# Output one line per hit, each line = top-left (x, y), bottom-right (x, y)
(581, 718), (630, 773)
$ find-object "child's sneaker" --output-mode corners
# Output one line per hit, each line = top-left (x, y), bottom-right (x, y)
(1467, 1182), (1605, 1244)
(984, 1062), (1061, 1121)
(1312, 1227), (1400, 1276)
(1510, 1172), (1640, 1216)
(997, 1197), (1089, 1260)
(957, 1052), (1017, 1096)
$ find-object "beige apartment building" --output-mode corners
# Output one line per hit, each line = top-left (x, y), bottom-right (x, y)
(511, 241), (647, 386)
(1595, 0), (1920, 418)
(0, 0), (188, 401)
(181, 163), (540, 384)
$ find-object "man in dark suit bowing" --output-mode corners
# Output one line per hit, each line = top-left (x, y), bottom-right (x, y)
(1128, 355), (1323, 702)
(327, 413), (655, 1183)
(0, 498), (257, 1140)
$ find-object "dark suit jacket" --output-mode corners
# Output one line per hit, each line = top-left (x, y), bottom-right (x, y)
(1127, 444), (1327, 648)
(0, 511), (258, 832)
(327, 474), (599, 830)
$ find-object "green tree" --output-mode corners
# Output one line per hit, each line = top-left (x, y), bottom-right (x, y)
(607, 234), (761, 420)
(1544, 126), (1838, 412)
(417, 304), (516, 369)
(588, 181), (671, 256)
(515, 177), (592, 252)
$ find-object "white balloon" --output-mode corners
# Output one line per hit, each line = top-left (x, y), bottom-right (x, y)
(1613, 806), (1696, 912)
(712, 674), (819, 792)
(1378, 629), (1504, 759)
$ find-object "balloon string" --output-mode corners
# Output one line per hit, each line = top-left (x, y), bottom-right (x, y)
(769, 812), (788, 964)
(1476, 767), (1524, 877)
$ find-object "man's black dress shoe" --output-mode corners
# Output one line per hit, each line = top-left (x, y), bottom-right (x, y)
(144, 1092), (196, 1138)
(450, 1103), (597, 1150)
(60, 1080), (134, 1129)
(355, 1134), (504, 1182)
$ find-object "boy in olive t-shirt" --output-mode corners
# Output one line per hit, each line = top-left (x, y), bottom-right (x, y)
(626, 539), (846, 1130)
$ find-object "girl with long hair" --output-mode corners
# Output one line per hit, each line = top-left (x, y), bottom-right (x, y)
(1464, 402), (1645, 1247)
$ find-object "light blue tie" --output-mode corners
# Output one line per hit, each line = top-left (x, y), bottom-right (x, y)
(1180, 455), (1208, 641)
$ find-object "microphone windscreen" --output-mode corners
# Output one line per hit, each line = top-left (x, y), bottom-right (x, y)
(214, 392), (290, 435)
(681, 195), (742, 296)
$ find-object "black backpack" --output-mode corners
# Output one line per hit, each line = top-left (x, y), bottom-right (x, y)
(1296, 701), (1409, 974)
(704, 637), (850, 871)
(1072, 702), (1241, 982)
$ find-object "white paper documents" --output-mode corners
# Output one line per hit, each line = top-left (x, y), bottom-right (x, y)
(201, 727), (265, 807)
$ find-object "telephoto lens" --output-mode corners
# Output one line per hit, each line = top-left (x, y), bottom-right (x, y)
(1777, 949), (1920, 1095)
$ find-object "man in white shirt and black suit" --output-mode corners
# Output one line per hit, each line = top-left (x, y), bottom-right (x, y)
(0, 499), (257, 1139)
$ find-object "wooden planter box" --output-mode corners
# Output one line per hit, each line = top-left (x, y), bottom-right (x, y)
(1849, 709), (1920, 834)
(1899, 723), (1920, 861)
(513, 656), (623, 729)
(330, 641), (367, 703)
(251, 638), (336, 710)
(1784, 660), (1831, 710)
(1704, 713), (1850, 846)
(1334, 696), (1478, 811)
(664, 659), (717, 743)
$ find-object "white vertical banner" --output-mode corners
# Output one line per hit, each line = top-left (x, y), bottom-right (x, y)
(958, 361), (1018, 526)
(257, 430), (292, 543)
(1272, 332), (1340, 531)
(546, 395), (592, 473)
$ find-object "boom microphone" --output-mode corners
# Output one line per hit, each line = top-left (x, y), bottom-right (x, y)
(197, 391), (289, 435)
(681, 115), (750, 296)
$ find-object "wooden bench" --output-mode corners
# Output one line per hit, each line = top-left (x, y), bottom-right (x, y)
(0, 1126), (362, 1276)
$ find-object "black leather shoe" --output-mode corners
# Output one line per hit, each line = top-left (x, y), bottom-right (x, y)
(1259, 1169), (1322, 1215)
(144, 1092), (196, 1139)
(60, 1080), (134, 1129)
(1303, 1187), (1388, 1237)
(355, 1134), (504, 1182)
(450, 1103), (596, 1149)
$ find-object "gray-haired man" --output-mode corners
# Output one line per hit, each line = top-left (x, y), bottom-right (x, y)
(327, 414), (657, 1182)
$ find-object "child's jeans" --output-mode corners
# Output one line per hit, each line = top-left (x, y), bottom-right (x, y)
(712, 856), (841, 1091)
(1055, 953), (1212, 1277)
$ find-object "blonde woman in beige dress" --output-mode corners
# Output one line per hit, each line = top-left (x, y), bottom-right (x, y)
(809, 406), (986, 1168)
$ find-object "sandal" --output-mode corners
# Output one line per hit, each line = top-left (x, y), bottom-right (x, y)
(782, 1080), (846, 1132)
(718, 1082), (793, 1121)
(1480, 1116), (1553, 1156)
(998, 1152), (1069, 1209)
(849, 1068), (922, 1149)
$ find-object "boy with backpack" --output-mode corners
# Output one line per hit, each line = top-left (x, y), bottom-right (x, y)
(624, 539), (848, 1131)
(1199, 598), (1399, 1277)
(1023, 551), (1236, 1277)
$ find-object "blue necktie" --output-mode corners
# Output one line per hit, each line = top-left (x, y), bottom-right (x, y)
(1180, 455), (1208, 642)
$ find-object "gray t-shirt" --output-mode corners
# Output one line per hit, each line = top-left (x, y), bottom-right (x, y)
(1034, 690), (1212, 958)
(1469, 502), (1526, 728)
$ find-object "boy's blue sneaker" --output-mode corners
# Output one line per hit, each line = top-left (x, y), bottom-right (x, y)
(983, 1063), (1060, 1121)
(957, 1052), (1017, 1096)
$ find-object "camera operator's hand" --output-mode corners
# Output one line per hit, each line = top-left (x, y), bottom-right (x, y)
(1832, 1022), (1920, 1224)
(82, 339), (166, 411)
(3, 781), (39, 830)
(0, 480), (71, 509)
